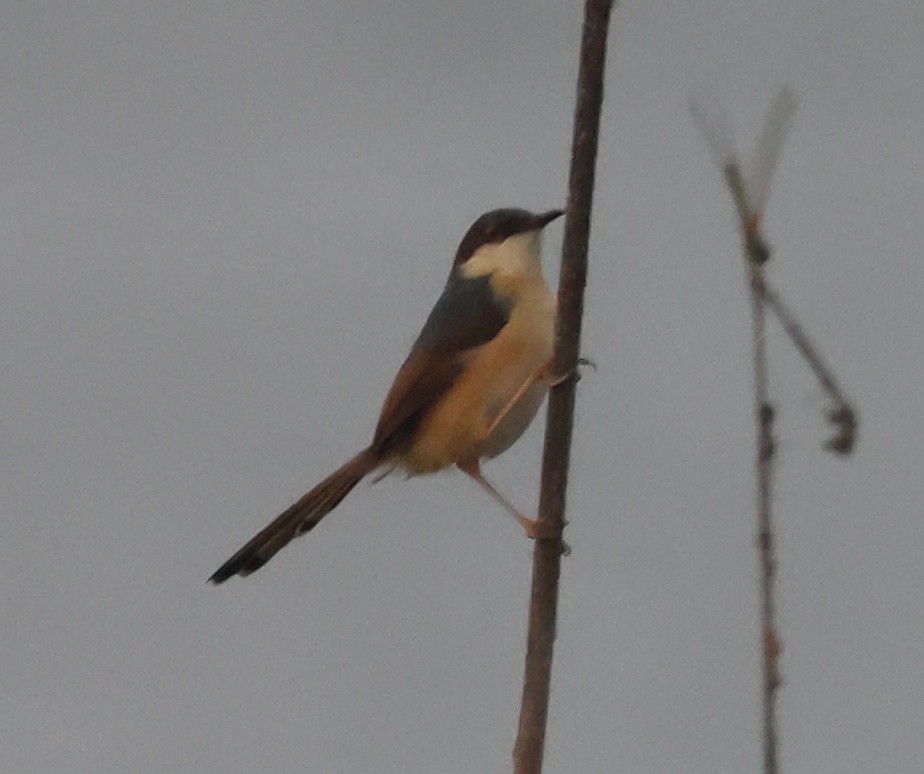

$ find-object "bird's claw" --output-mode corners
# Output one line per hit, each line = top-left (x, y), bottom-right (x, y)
(518, 516), (571, 556)
(549, 356), (597, 387)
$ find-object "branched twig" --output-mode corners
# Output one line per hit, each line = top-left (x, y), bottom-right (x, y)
(693, 87), (858, 774)
(513, 2), (614, 772)
(749, 271), (857, 774)
(692, 89), (794, 772)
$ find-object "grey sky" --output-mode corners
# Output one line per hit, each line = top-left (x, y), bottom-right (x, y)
(2, 2), (922, 772)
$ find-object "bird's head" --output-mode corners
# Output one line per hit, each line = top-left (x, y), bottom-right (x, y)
(453, 208), (564, 280)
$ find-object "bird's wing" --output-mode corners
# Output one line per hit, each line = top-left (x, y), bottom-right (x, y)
(372, 275), (511, 453)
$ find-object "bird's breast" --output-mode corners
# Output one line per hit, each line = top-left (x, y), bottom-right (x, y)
(400, 276), (555, 474)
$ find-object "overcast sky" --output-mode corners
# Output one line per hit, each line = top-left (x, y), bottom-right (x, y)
(2, 2), (922, 772)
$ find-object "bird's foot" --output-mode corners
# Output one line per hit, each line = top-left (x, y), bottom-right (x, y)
(548, 356), (597, 387)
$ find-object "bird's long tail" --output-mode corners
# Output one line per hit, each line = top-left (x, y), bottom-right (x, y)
(209, 448), (380, 583)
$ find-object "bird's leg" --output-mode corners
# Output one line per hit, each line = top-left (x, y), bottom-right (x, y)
(481, 357), (595, 441)
(481, 363), (550, 440)
(457, 459), (561, 540)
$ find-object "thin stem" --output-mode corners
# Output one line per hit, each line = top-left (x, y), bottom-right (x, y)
(749, 267), (781, 774)
(762, 281), (857, 454)
(513, 1), (615, 772)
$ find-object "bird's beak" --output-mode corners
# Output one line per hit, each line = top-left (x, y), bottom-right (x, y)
(537, 209), (565, 228)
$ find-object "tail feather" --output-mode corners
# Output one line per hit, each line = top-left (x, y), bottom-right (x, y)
(209, 448), (379, 583)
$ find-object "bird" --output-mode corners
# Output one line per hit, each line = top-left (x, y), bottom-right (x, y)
(209, 207), (565, 583)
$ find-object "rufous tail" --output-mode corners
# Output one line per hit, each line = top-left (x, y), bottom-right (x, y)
(209, 448), (380, 583)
